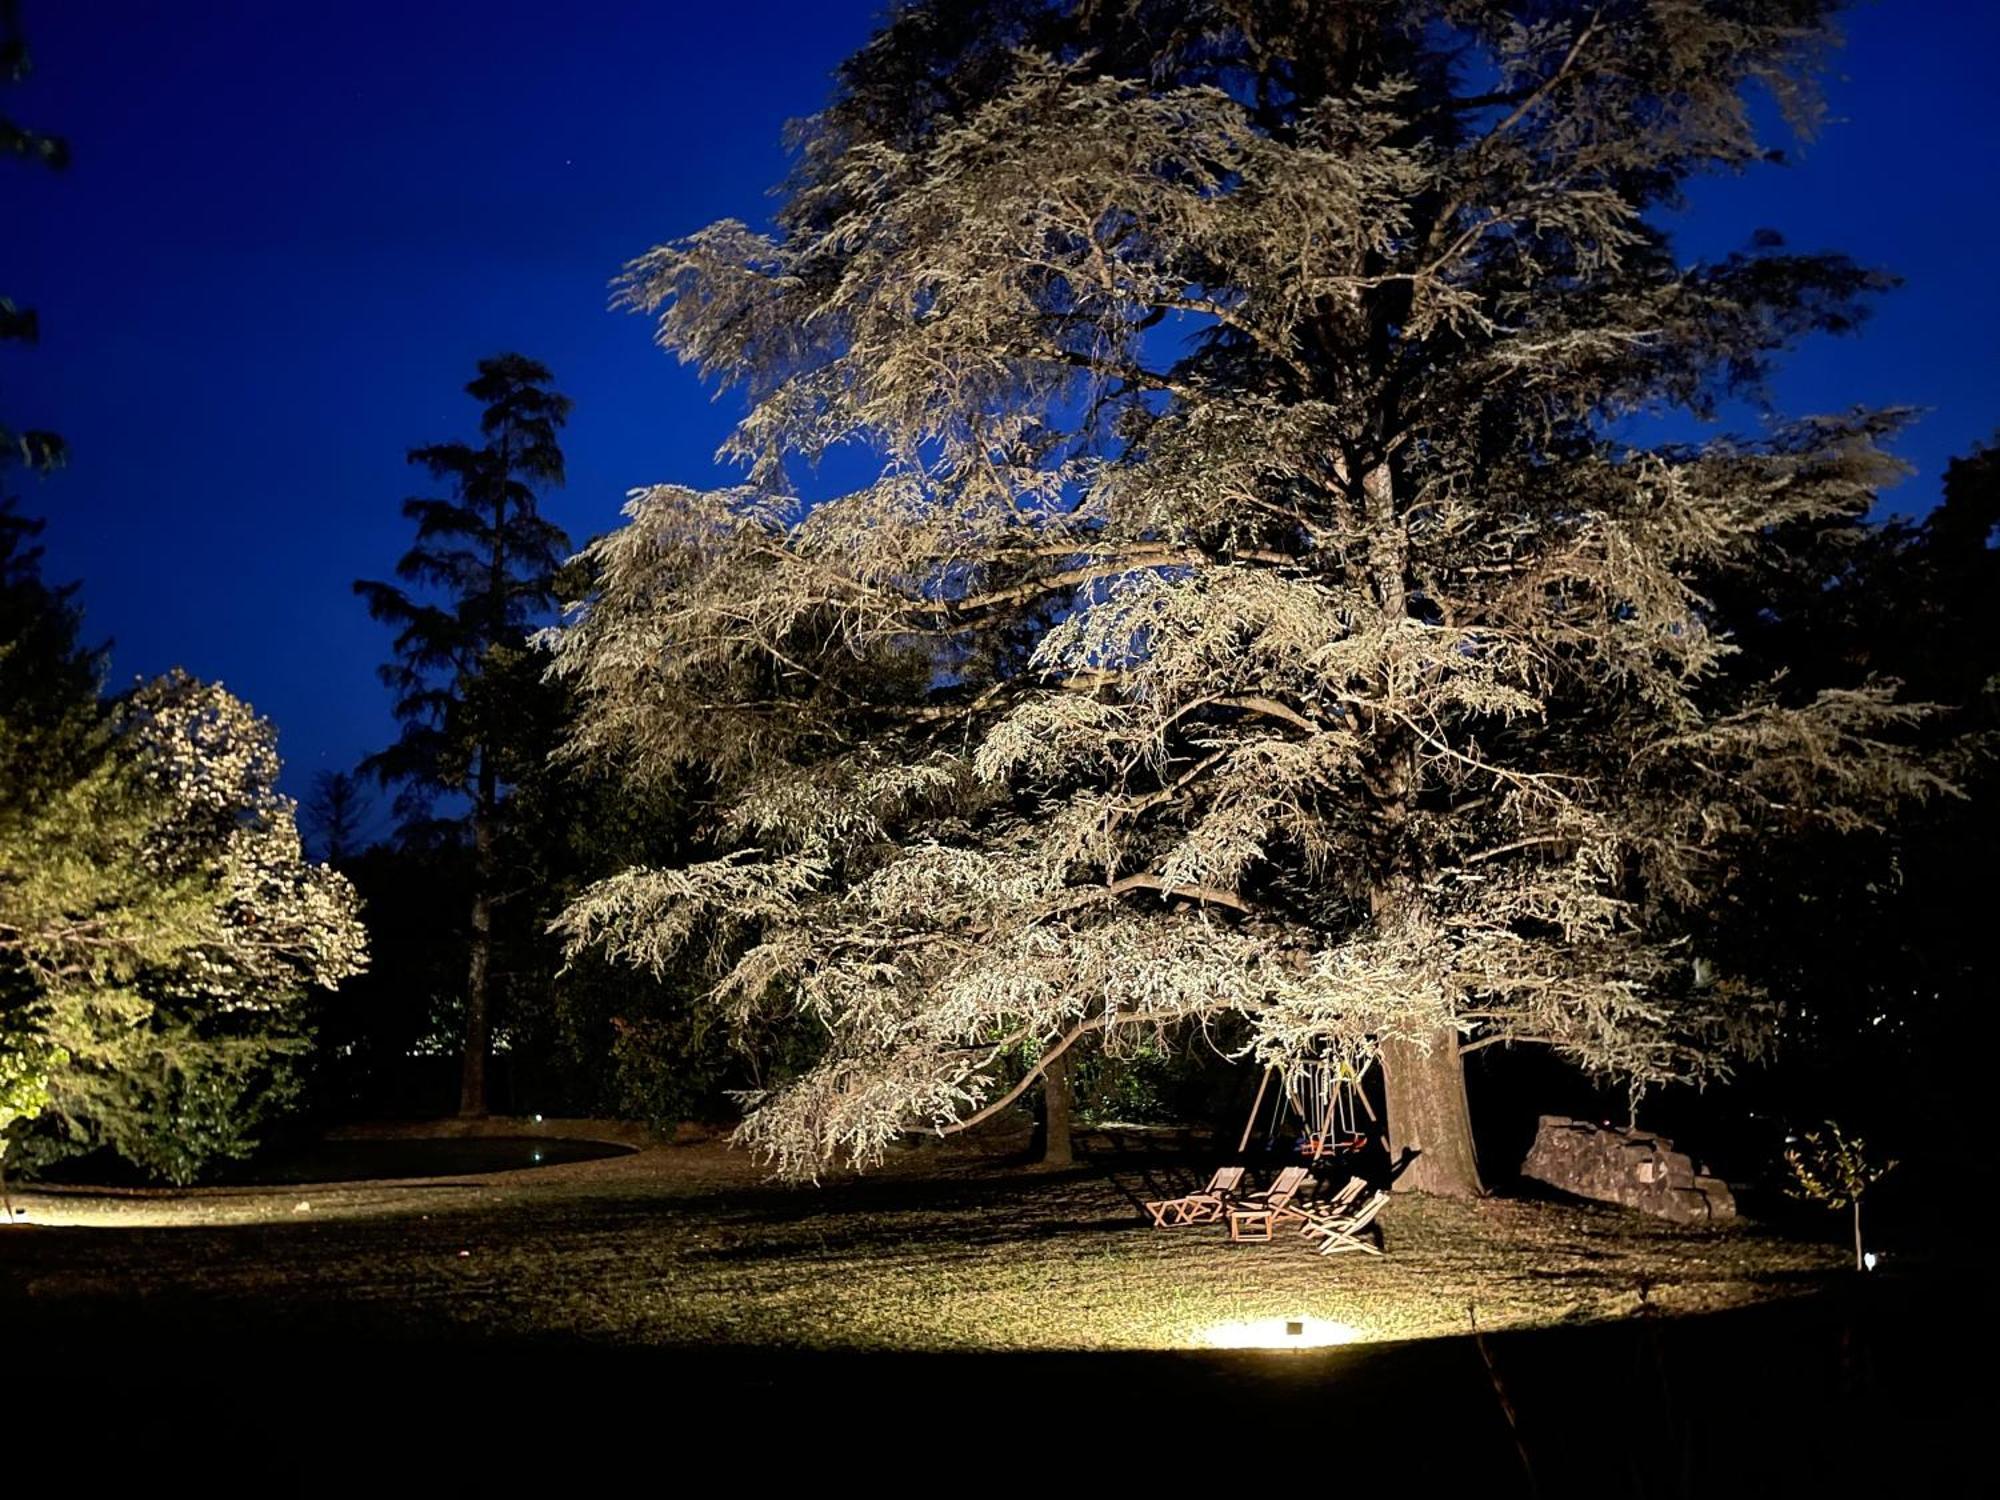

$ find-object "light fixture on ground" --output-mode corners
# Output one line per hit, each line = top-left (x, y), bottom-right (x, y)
(1199, 1316), (1361, 1349)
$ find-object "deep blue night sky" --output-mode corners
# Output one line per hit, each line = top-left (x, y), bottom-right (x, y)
(8, 1), (1999, 799)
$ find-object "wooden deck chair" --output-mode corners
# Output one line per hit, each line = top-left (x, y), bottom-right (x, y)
(1227, 1165), (1313, 1242)
(1145, 1165), (1247, 1227)
(1296, 1178), (1372, 1242)
(1311, 1189), (1391, 1256)
(1291, 1175), (1367, 1238)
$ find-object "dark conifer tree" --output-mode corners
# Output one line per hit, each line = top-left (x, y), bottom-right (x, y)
(356, 354), (572, 1116)
(303, 769), (372, 867)
(2, 0), (69, 475)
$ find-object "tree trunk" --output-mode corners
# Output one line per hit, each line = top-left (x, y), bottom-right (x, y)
(1355, 454), (1485, 1198)
(460, 887), (491, 1117)
(1037, 1048), (1074, 1166)
(459, 756), (496, 1119)
(1380, 1031), (1482, 1196)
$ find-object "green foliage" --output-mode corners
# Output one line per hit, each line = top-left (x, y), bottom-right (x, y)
(26, 1000), (313, 1183)
(600, 1004), (739, 1131)
(1784, 1117), (1896, 1269)
(0, 496), (98, 756)
(1783, 1121), (1895, 1214)
(1068, 1035), (1241, 1129)
(510, 725), (813, 1125)
(2, 519), (367, 1182)
(0, 1025), (63, 1153)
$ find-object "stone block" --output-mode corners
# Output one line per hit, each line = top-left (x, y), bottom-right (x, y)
(1520, 1115), (1737, 1222)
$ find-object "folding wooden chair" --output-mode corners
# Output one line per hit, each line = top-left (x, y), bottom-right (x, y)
(1227, 1165), (1313, 1242)
(1291, 1174), (1366, 1236)
(1145, 1165), (1247, 1227)
(1308, 1189), (1391, 1255)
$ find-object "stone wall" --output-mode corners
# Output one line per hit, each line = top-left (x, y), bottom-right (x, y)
(1519, 1115), (1736, 1223)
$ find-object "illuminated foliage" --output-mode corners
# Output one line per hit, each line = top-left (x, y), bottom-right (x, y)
(2, 522), (367, 1180)
(552, 1), (1940, 1185)
(1784, 1119), (1895, 1270)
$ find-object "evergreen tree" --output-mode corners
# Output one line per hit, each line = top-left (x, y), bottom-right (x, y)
(0, 498), (95, 734)
(2, 514), (367, 1182)
(552, 0), (1940, 1190)
(2, 0), (69, 475)
(2, 16), (365, 1182)
(303, 769), (371, 866)
(1698, 435), (1993, 1205)
(355, 354), (571, 1117)
(0, 496), (92, 1200)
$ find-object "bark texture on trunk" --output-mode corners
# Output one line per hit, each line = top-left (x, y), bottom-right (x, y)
(1037, 1047), (1074, 1166)
(1381, 1030), (1482, 1196)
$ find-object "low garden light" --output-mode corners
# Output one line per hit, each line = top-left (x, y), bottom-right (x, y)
(1199, 1316), (1361, 1350)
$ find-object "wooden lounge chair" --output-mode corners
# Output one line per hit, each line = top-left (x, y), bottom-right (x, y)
(1308, 1188), (1391, 1256)
(1145, 1165), (1247, 1227)
(1296, 1179), (1374, 1243)
(1227, 1165), (1313, 1242)
(1291, 1174), (1366, 1236)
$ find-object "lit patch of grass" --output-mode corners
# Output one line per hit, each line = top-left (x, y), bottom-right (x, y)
(0, 1140), (1842, 1351)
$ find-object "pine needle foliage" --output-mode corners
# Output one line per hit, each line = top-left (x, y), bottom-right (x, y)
(551, 1), (1941, 1184)
(355, 354), (572, 1115)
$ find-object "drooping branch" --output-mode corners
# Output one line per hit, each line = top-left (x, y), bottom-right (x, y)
(935, 1006), (1190, 1139)
(1103, 871), (1253, 915)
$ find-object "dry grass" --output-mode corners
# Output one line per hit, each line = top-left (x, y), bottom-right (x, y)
(0, 1125), (1842, 1352)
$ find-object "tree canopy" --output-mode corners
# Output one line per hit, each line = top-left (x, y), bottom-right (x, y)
(547, 0), (1944, 1190)
(1, 517), (367, 1180)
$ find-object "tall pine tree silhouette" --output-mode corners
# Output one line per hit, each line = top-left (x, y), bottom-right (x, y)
(3, 0), (71, 475)
(357, 354), (570, 1116)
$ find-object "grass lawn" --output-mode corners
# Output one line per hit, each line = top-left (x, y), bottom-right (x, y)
(4, 1122), (1978, 1493)
(2, 1122), (1841, 1352)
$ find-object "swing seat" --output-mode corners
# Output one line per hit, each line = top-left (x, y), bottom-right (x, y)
(1145, 1166), (1247, 1227)
(1304, 1132), (1366, 1160)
